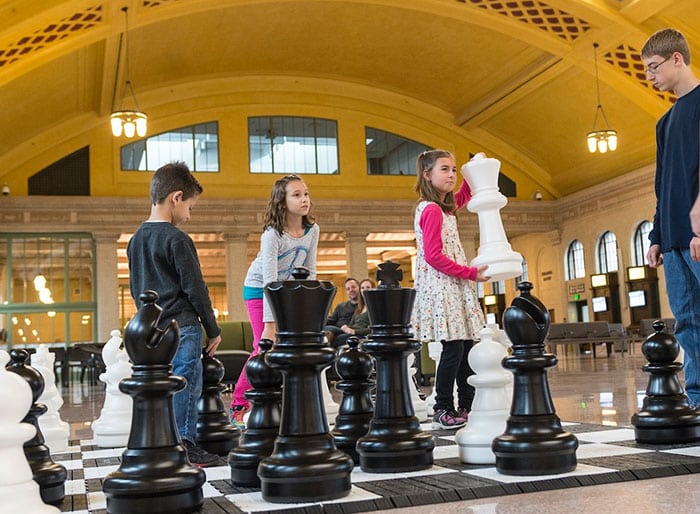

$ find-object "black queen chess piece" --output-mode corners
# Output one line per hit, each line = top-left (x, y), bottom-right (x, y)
(228, 338), (282, 487)
(492, 281), (578, 475)
(258, 267), (353, 503)
(195, 351), (240, 455)
(102, 291), (206, 514)
(356, 261), (435, 472)
(631, 320), (700, 444)
(6, 349), (67, 505)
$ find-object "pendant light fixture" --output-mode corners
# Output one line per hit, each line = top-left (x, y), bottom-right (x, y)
(586, 43), (617, 153)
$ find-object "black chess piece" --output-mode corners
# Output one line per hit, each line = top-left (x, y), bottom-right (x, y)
(356, 261), (435, 472)
(195, 352), (240, 455)
(6, 349), (67, 505)
(258, 267), (354, 503)
(492, 282), (578, 475)
(228, 338), (282, 487)
(632, 319), (700, 443)
(102, 290), (206, 514)
(331, 336), (375, 464)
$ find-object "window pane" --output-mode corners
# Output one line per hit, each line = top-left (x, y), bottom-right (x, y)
(633, 221), (652, 266)
(365, 127), (430, 175)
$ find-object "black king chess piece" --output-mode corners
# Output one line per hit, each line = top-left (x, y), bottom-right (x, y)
(195, 351), (241, 455)
(356, 261), (435, 472)
(258, 267), (353, 503)
(493, 281), (578, 475)
(102, 290), (206, 514)
(229, 338), (282, 487)
(6, 349), (67, 505)
(631, 319), (700, 443)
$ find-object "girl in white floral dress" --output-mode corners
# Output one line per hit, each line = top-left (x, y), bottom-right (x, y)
(411, 149), (489, 429)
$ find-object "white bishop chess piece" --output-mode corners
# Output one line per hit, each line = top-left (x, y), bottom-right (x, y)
(30, 345), (70, 453)
(0, 349), (60, 513)
(92, 329), (133, 447)
(461, 153), (523, 281)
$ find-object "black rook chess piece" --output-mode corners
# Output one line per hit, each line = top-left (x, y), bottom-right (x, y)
(492, 282), (578, 475)
(102, 290), (206, 514)
(195, 352), (241, 455)
(6, 349), (67, 505)
(631, 320), (700, 443)
(228, 338), (282, 487)
(331, 335), (375, 464)
(257, 267), (353, 503)
(356, 261), (435, 472)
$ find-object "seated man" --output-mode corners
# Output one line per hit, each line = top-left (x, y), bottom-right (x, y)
(324, 277), (360, 344)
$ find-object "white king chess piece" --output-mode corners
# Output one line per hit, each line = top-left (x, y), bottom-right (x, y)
(461, 153), (523, 281)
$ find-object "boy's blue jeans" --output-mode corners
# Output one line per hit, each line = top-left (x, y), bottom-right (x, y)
(172, 324), (203, 443)
(663, 248), (700, 407)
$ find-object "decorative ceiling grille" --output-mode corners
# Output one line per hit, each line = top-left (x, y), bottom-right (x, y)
(604, 44), (676, 104)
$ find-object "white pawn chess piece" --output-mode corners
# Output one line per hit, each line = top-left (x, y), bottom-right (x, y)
(0, 350), (60, 513)
(92, 330), (133, 447)
(408, 352), (428, 420)
(30, 346), (70, 453)
(455, 327), (511, 464)
(488, 323), (514, 400)
(461, 153), (523, 281)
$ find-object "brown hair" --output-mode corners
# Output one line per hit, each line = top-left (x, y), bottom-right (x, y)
(641, 28), (691, 65)
(150, 161), (203, 205)
(263, 174), (315, 235)
(414, 149), (457, 213)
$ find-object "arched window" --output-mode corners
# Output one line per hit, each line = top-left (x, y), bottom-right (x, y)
(632, 221), (652, 267)
(365, 127), (429, 175)
(566, 240), (585, 280)
(596, 231), (619, 273)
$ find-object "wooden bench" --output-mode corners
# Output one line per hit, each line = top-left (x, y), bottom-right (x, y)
(546, 322), (631, 358)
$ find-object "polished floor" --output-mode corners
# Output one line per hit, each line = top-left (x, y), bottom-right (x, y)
(58, 343), (698, 513)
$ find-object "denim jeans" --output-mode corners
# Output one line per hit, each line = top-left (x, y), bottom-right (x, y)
(172, 324), (203, 443)
(434, 339), (475, 412)
(663, 249), (700, 407)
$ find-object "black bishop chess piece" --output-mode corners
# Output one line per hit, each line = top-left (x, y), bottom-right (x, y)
(102, 290), (206, 514)
(356, 261), (434, 472)
(331, 335), (375, 464)
(6, 349), (67, 505)
(228, 338), (282, 487)
(258, 267), (353, 503)
(195, 351), (241, 455)
(492, 281), (578, 475)
(631, 319), (700, 443)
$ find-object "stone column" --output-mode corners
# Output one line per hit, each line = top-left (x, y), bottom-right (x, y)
(94, 231), (120, 341)
(224, 232), (249, 321)
(344, 232), (368, 280)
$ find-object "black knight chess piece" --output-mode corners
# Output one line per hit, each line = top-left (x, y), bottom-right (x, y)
(102, 290), (206, 514)
(195, 352), (240, 455)
(257, 267), (353, 503)
(228, 338), (282, 487)
(331, 335), (375, 464)
(632, 319), (700, 443)
(356, 261), (434, 472)
(6, 349), (67, 505)
(492, 282), (578, 475)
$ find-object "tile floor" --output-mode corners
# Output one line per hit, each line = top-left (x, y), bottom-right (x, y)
(58, 344), (700, 513)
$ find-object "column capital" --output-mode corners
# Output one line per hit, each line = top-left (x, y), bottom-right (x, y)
(222, 231), (251, 242)
(92, 231), (121, 243)
(343, 231), (369, 241)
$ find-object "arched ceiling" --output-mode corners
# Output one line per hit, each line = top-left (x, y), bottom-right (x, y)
(0, 0), (696, 198)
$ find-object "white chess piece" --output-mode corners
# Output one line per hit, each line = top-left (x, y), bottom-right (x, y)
(30, 346), (70, 453)
(0, 350), (60, 513)
(488, 323), (514, 400)
(92, 330), (133, 447)
(455, 327), (511, 464)
(322, 365), (339, 423)
(408, 353), (428, 420)
(461, 153), (523, 281)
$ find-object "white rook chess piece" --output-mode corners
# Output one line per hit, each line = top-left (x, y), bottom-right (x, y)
(461, 153), (523, 282)
(0, 350), (60, 514)
(455, 327), (511, 464)
(30, 346), (69, 453)
(92, 329), (133, 447)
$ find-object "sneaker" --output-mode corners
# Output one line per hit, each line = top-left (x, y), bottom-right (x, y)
(454, 407), (469, 424)
(432, 408), (466, 430)
(182, 440), (220, 468)
(229, 405), (248, 428)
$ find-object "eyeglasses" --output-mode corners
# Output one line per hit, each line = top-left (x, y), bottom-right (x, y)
(645, 55), (672, 74)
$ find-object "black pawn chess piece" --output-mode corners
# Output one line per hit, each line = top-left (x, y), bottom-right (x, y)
(493, 282), (578, 475)
(228, 338), (282, 487)
(195, 352), (240, 455)
(356, 261), (435, 472)
(331, 336), (375, 464)
(102, 290), (206, 514)
(631, 320), (700, 443)
(6, 349), (67, 505)
(258, 267), (354, 502)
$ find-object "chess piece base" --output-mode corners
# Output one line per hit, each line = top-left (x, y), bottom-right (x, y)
(358, 418), (434, 472)
(0, 480), (60, 513)
(456, 409), (508, 465)
(632, 398), (700, 444)
(260, 471), (352, 503)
